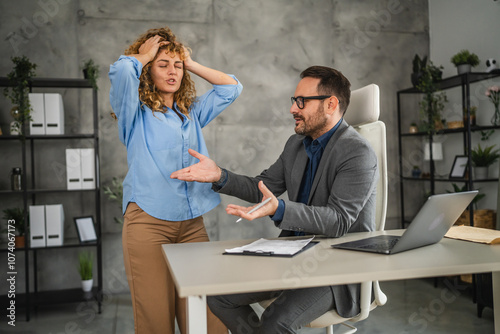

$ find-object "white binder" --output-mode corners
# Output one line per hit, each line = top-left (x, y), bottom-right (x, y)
(66, 148), (82, 190)
(44, 93), (64, 135)
(45, 204), (64, 246)
(29, 205), (46, 248)
(80, 148), (95, 189)
(29, 93), (45, 135)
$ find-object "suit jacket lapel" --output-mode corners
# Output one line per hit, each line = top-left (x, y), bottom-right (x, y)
(308, 121), (350, 203)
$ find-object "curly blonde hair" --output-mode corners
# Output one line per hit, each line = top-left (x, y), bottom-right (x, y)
(123, 27), (196, 117)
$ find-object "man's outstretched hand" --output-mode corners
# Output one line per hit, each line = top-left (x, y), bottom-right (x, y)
(170, 149), (221, 183)
(226, 181), (279, 220)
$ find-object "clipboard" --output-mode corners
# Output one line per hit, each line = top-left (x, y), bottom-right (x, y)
(223, 241), (319, 257)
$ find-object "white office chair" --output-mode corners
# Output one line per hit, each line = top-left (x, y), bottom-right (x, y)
(259, 84), (388, 334)
(306, 84), (388, 333)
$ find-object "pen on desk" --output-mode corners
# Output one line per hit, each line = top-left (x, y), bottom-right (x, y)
(236, 197), (272, 223)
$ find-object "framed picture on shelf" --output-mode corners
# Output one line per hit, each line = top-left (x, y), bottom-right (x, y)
(449, 155), (468, 179)
(74, 216), (97, 243)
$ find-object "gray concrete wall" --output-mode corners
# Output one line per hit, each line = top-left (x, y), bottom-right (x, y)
(0, 0), (429, 294)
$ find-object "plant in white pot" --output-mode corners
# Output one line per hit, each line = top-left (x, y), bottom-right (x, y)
(78, 251), (93, 292)
(471, 143), (500, 180)
(450, 49), (480, 75)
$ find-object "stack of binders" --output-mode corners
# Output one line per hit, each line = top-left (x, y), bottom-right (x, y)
(29, 93), (64, 135)
(66, 148), (96, 190)
(29, 204), (64, 248)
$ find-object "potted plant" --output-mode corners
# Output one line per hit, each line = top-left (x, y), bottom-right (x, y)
(411, 54), (427, 87)
(411, 54), (443, 87)
(3, 56), (37, 136)
(463, 105), (477, 126)
(2, 208), (27, 248)
(416, 63), (447, 133)
(470, 143), (500, 179)
(450, 50), (480, 74)
(78, 251), (93, 292)
(409, 122), (418, 133)
(82, 59), (99, 90)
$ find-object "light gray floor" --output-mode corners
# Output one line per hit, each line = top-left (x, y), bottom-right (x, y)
(0, 278), (494, 334)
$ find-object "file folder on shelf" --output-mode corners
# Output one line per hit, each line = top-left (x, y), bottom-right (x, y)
(80, 148), (95, 189)
(45, 204), (64, 246)
(29, 93), (45, 135)
(66, 148), (82, 190)
(29, 205), (46, 248)
(28, 93), (65, 135)
(44, 93), (64, 135)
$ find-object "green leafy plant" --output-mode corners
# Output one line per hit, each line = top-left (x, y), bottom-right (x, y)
(2, 207), (27, 236)
(3, 56), (37, 134)
(411, 55), (443, 87)
(450, 50), (480, 67)
(415, 60), (447, 133)
(82, 59), (99, 90)
(480, 129), (494, 141)
(103, 177), (124, 224)
(470, 143), (500, 167)
(78, 251), (93, 280)
(412, 54), (427, 74)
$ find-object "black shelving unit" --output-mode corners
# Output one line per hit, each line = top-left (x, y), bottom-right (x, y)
(397, 72), (500, 228)
(398, 72), (500, 314)
(0, 77), (102, 320)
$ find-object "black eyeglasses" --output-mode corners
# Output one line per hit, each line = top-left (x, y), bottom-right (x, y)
(291, 95), (332, 109)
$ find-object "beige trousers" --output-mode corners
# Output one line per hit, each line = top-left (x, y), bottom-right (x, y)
(123, 202), (227, 334)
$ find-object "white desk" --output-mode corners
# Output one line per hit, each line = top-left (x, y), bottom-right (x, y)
(161, 230), (500, 333)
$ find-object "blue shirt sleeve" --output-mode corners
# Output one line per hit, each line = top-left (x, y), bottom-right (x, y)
(271, 199), (285, 222)
(191, 76), (243, 128)
(108, 56), (143, 146)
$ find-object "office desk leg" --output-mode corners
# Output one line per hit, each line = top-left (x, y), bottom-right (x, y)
(187, 295), (207, 334)
(494, 272), (500, 334)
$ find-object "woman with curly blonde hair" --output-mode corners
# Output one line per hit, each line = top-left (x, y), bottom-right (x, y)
(109, 26), (242, 334)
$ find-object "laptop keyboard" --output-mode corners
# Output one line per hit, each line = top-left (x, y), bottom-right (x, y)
(358, 238), (400, 251)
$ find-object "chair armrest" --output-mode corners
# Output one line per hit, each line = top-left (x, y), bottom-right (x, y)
(373, 280), (388, 306)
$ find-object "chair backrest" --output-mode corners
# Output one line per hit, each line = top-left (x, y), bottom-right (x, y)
(344, 84), (387, 231)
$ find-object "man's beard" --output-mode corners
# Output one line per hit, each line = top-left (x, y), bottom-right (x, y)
(294, 103), (328, 138)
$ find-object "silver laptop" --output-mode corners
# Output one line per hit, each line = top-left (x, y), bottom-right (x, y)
(332, 191), (478, 255)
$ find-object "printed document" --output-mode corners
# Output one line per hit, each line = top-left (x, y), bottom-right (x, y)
(225, 236), (315, 256)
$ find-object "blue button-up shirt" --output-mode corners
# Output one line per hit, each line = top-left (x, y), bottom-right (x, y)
(109, 56), (243, 221)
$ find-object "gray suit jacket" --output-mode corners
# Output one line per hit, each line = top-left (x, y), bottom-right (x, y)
(216, 120), (378, 318)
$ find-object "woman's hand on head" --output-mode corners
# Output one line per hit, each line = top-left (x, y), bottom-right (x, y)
(181, 45), (195, 70)
(138, 35), (169, 63)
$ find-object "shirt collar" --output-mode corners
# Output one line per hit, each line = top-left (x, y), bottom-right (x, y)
(303, 118), (343, 150)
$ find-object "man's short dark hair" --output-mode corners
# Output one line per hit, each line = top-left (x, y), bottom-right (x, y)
(300, 66), (351, 115)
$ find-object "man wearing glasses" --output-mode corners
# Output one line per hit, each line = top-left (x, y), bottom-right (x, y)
(171, 66), (378, 333)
